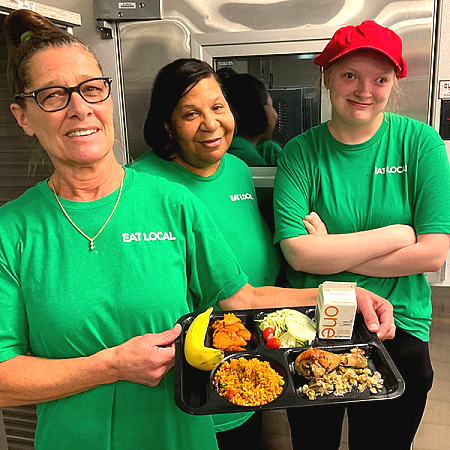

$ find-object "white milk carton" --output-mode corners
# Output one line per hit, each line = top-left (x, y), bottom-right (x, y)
(316, 281), (357, 339)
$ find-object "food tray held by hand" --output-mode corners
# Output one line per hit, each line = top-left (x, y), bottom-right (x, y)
(174, 307), (404, 415)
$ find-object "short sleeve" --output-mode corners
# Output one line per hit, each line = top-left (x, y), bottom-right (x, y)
(0, 251), (29, 363)
(412, 127), (450, 235)
(182, 194), (248, 312)
(273, 138), (312, 244)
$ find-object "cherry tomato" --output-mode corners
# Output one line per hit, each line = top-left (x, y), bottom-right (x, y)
(262, 327), (275, 341)
(266, 337), (281, 349)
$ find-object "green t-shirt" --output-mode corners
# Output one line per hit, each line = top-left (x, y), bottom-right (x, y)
(0, 168), (248, 450)
(228, 135), (267, 165)
(257, 139), (283, 165)
(130, 152), (282, 432)
(274, 112), (450, 341)
(131, 152), (281, 289)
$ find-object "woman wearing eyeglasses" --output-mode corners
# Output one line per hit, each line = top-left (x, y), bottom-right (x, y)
(0, 9), (242, 450)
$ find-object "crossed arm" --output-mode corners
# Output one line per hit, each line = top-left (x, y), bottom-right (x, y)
(282, 211), (449, 278)
(348, 233), (449, 277)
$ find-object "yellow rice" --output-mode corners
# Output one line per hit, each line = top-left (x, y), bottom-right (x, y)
(213, 357), (284, 406)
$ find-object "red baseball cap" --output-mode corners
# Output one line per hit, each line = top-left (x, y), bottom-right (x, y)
(314, 20), (407, 79)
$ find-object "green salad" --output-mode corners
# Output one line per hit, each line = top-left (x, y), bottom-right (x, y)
(258, 309), (317, 348)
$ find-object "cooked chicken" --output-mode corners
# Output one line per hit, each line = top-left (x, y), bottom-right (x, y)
(295, 348), (341, 378)
(339, 347), (368, 369)
(295, 347), (368, 379)
(212, 313), (251, 351)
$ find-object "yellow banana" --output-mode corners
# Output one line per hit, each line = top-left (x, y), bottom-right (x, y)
(184, 307), (224, 371)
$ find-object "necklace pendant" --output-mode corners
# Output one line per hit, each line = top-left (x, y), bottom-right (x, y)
(51, 169), (124, 253)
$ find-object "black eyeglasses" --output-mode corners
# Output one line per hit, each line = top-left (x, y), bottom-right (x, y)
(15, 77), (112, 112)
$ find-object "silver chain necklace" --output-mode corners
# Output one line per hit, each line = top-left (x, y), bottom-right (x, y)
(50, 170), (124, 251)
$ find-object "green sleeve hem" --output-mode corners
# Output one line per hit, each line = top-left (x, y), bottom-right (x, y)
(415, 226), (450, 235)
(0, 348), (24, 363)
(215, 272), (249, 304)
(273, 229), (306, 245)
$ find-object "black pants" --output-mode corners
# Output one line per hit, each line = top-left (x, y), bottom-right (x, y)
(216, 411), (263, 450)
(287, 328), (433, 450)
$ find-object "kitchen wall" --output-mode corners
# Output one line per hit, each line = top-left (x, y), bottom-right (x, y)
(432, 0), (450, 284)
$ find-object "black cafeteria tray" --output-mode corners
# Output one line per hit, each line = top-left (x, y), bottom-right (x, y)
(174, 307), (405, 415)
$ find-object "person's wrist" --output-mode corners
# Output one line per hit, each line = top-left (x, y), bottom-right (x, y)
(93, 347), (120, 384)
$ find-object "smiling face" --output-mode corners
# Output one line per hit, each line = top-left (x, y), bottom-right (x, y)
(10, 45), (114, 170)
(325, 50), (396, 131)
(166, 76), (235, 176)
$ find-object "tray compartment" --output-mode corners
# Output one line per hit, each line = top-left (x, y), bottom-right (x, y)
(254, 308), (316, 350)
(207, 311), (260, 351)
(210, 352), (289, 407)
(284, 343), (404, 405)
(178, 361), (210, 409)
